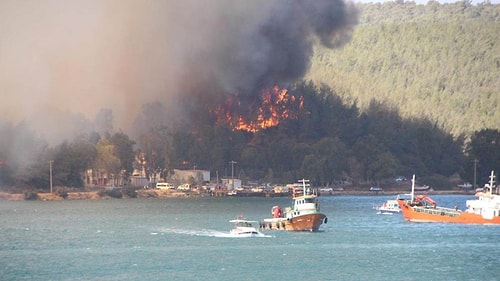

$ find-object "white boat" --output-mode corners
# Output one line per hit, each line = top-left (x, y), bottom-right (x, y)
(229, 219), (266, 237)
(375, 199), (401, 215)
(413, 185), (432, 191)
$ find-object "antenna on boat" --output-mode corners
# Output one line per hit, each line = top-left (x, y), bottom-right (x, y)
(299, 178), (310, 196)
(411, 174), (415, 202)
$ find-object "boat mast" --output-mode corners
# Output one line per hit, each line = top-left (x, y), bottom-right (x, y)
(411, 174), (415, 201)
(487, 171), (495, 196)
(299, 178), (309, 196)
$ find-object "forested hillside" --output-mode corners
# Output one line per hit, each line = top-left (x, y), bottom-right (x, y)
(306, 1), (499, 138)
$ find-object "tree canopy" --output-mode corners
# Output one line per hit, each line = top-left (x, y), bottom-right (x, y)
(306, 1), (499, 138)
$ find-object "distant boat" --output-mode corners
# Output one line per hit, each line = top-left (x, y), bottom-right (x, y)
(398, 171), (500, 224)
(260, 179), (327, 232)
(457, 183), (473, 190)
(229, 219), (267, 237)
(413, 185), (432, 191)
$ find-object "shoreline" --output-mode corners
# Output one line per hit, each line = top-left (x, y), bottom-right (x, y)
(0, 188), (474, 201)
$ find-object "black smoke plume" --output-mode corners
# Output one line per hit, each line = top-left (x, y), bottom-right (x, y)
(179, 0), (358, 123)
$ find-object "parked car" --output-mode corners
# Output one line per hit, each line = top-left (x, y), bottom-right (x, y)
(177, 183), (191, 191)
(395, 176), (407, 182)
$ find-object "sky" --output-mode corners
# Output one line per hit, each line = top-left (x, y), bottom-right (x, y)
(0, 1), (259, 139)
(1, 0), (201, 133)
(0, 0), (496, 144)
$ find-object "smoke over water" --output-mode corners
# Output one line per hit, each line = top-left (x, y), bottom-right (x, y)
(0, 0), (357, 142)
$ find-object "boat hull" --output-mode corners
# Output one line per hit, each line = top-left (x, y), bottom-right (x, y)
(261, 213), (326, 231)
(398, 200), (500, 224)
(376, 209), (400, 215)
(229, 232), (267, 238)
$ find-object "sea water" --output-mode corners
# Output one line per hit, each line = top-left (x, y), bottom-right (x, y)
(0, 195), (498, 281)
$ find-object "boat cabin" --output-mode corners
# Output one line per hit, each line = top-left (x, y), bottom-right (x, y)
(287, 195), (320, 218)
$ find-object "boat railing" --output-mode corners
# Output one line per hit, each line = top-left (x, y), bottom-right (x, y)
(413, 206), (462, 217)
(292, 187), (317, 197)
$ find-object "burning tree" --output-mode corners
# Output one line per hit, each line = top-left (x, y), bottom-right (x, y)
(213, 85), (305, 133)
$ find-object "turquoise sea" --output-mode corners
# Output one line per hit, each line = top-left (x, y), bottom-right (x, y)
(1, 195), (498, 281)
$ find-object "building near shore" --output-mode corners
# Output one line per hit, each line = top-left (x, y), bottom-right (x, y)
(221, 178), (242, 189)
(173, 169), (210, 185)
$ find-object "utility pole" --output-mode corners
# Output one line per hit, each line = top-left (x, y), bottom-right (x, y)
(229, 160), (237, 189)
(49, 160), (53, 193)
(473, 159), (478, 189)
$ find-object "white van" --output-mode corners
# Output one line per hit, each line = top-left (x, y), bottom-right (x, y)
(156, 182), (174, 189)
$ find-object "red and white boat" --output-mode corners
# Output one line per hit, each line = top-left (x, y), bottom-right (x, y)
(398, 171), (500, 224)
(260, 179), (327, 231)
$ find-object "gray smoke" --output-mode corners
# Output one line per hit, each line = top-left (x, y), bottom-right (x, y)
(249, 0), (358, 88)
(0, 0), (358, 141)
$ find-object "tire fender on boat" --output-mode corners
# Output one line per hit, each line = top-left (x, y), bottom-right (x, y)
(324, 217), (328, 224)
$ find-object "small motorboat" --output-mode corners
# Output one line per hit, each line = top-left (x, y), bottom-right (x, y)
(229, 219), (267, 237)
(375, 199), (401, 215)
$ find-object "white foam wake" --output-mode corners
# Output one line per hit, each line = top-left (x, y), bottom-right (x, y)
(154, 228), (273, 238)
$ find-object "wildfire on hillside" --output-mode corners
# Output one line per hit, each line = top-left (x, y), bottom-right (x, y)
(213, 85), (304, 133)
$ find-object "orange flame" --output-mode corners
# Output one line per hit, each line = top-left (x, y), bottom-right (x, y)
(214, 85), (304, 133)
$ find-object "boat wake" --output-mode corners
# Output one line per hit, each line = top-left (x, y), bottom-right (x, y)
(154, 228), (273, 238)
(376, 211), (394, 215)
